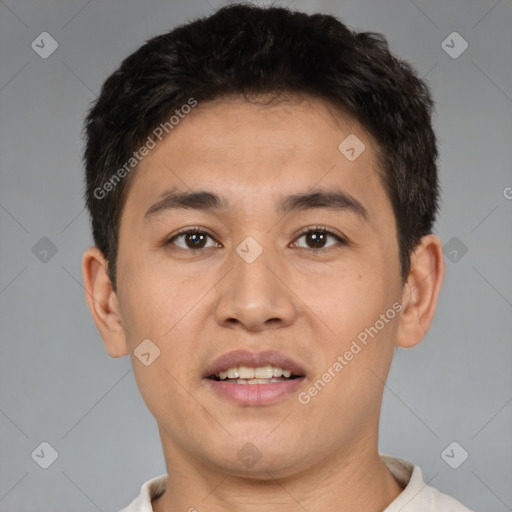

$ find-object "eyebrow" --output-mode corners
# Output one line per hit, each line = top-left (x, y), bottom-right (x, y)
(144, 187), (368, 220)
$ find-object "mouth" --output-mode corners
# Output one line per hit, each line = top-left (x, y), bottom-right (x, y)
(207, 365), (303, 384)
(203, 350), (306, 405)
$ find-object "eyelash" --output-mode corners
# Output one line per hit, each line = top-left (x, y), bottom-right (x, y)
(165, 225), (347, 252)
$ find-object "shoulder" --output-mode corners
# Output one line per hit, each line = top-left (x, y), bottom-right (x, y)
(381, 455), (473, 512)
(424, 485), (474, 511)
(119, 474), (168, 512)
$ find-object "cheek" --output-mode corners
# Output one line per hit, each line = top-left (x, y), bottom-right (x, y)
(295, 257), (399, 398)
(117, 252), (206, 338)
(121, 275), (205, 422)
(296, 261), (389, 337)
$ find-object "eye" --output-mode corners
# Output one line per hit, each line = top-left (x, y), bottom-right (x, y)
(166, 227), (220, 250)
(165, 226), (346, 252)
(291, 226), (346, 250)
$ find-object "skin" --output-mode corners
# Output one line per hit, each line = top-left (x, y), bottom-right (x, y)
(82, 95), (444, 512)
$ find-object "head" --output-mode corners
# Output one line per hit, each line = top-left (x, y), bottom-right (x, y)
(82, 4), (444, 477)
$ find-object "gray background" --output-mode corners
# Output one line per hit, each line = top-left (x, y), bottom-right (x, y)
(0, 0), (511, 510)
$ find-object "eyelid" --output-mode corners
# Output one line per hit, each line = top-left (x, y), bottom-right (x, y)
(292, 225), (348, 249)
(165, 226), (220, 248)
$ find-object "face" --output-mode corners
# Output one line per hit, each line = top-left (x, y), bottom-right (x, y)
(113, 96), (405, 477)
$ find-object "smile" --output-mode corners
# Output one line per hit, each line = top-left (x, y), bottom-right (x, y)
(209, 365), (299, 384)
(203, 349), (307, 405)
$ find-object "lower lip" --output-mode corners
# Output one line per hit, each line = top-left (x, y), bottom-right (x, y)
(206, 377), (305, 406)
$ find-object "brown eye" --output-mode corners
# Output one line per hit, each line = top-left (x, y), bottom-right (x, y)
(304, 230), (328, 248)
(293, 228), (345, 250)
(183, 231), (208, 249)
(167, 228), (219, 250)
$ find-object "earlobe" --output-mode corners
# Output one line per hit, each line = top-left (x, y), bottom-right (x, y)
(81, 247), (129, 358)
(396, 234), (445, 349)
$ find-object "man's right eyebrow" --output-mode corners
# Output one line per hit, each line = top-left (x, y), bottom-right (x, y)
(144, 189), (229, 219)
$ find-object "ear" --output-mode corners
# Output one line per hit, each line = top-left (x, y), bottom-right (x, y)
(396, 234), (445, 349)
(81, 246), (129, 358)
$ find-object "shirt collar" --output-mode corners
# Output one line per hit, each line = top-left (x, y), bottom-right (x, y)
(124, 455), (422, 512)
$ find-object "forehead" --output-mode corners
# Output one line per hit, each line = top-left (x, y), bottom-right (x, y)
(122, 95), (389, 224)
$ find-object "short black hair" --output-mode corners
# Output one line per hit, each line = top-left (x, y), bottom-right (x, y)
(83, 3), (439, 290)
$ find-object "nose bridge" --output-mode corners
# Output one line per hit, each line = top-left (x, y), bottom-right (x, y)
(235, 236), (277, 295)
(214, 234), (297, 330)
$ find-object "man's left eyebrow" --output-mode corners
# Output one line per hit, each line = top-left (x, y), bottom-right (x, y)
(278, 188), (368, 220)
(144, 187), (368, 220)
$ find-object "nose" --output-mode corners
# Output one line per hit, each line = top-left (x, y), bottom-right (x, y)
(214, 242), (298, 332)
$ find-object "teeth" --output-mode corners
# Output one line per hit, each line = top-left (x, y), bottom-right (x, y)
(227, 368), (239, 379)
(238, 366), (255, 379)
(255, 366), (273, 378)
(216, 365), (294, 381)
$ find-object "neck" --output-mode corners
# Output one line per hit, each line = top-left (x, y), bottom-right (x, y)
(152, 435), (403, 512)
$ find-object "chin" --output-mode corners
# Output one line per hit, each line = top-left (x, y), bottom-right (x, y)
(204, 436), (313, 479)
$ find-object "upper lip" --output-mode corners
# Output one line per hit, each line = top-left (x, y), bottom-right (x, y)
(203, 349), (307, 378)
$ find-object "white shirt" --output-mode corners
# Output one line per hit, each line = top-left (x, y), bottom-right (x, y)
(120, 455), (473, 512)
